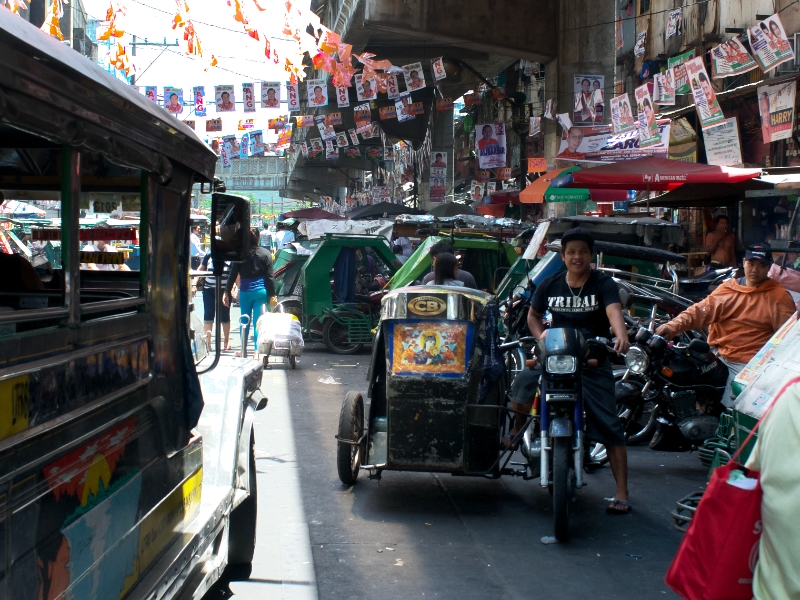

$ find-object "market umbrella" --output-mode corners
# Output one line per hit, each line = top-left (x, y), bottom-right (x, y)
(428, 202), (477, 218)
(520, 167), (590, 203)
(569, 157), (762, 191)
(281, 207), (344, 220)
(348, 201), (424, 220)
(0, 200), (46, 218)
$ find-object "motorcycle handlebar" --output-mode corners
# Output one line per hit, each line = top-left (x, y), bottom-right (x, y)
(498, 336), (537, 352)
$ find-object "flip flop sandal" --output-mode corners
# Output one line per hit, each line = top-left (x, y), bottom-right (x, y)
(606, 499), (632, 515)
(500, 433), (520, 451)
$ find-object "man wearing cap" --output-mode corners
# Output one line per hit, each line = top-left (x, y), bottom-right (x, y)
(510, 227), (633, 515)
(657, 243), (795, 406)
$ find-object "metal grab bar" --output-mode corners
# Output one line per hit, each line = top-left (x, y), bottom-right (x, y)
(80, 296), (145, 314)
(0, 307), (68, 324)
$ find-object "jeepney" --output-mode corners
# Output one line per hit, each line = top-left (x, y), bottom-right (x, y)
(0, 12), (261, 600)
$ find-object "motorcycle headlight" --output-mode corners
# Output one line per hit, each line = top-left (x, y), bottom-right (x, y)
(546, 355), (576, 374)
(625, 345), (650, 374)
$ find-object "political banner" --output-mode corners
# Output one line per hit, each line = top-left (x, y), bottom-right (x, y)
(685, 57), (725, 130)
(402, 62), (426, 91)
(668, 49), (694, 94)
(395, 94), (414, 123)
(497, 168), (513, 180)
(239, 132), (250, 159)
(436, 98), (454, 111)
(239, 119), (254, 130)
(215, 85), (235, 112)
(206, 118), (222, 132)
(354, 104), (372, 134)
(758, 81), (796, 143)
(634, 31), (646, 56)
(193, 86), (206, 117)
(486, 182), (497, 196)
(242, 83), (256, 113)
(431, 57), (447, 81)
(610, 94), (636, 134)
(220, 139), (231, 168)
(308, 138), (323, 157)
(476, 170), (491, 183)
(355, 74), (377, 101)
(555, 121), (671, 162)
(348, 128), (360, 145)
(300, 141), (308, 157)
(335, 132), (349, 148)
(362, 123), (380, 139)
(314, 115), (337, 141)
(286, 82), (300, 111)
(430, 176), (446, 202)
(430, 151), (447, 179)
(164, 86), (183, 114)
(529, 116), (541, 136)
(251, 130), (264, 156)
(379, 105), (397, 120)
(386, 74), (401, 99)
(470, 183), (485, 201)
(307, 79), (328, 107)
(666, 9), (682, 40)
(635, 84), (659, 148)
(573, 75), (604, 124)
(408, 102), (425, 115)
(185, 120), (195, 130)
(556, 113), (573, 132)
(475, 123), (507, 169)
(222, 135), (239, 161)
(653, 69), (676, 105)
(464, 93), (481, 106)
(527, 158), (547, 173)
(345, 147), (360, 158)
(144, 86), (157, 102)
(703, 117), (743, 166)
(748, 14), (795, 72)
(336, 84), (350, 107)
(710, 38), (758, 78)
(324, 112), (343, 126)
(296, 115), (314, 127)
(261, 81), (280, 107)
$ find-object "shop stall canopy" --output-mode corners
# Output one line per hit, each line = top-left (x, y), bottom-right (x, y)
(281, 207), (344, 220)
(568, 157), (761, 191)
(521, 167), (587, 203)
(428, 202), (477, 218)
(348, 201), (424, 220)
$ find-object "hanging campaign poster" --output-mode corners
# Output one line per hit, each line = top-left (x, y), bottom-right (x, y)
(164, 87), (183, 114)
(242, 83), (256, 113)
(193, 86), (206, 117)
(529, 116), (541, 136)
(348, 128), (360, 145)
(354, 104), (372, 134)
(431, 57), (447, 81)
(299, 142), (308, 157)
(464, 93), (481, 106)
(145, 86), (157, 102)
(395, 94), (414, 123)
(379, 105), (397, 120)
(666, 9), (682, 40)
(239, 133), (250, 159)
(222, 135), (239, 161)
(286, 82), (300, 111)
(239, 119), (255, 130)
(251, 130), (264, 156)
(324, 113), (343, 127)
(685, 57), (725, 130)
(486, 182), (497, 196)
(556, 113), (573, 132)
(544, 99), (556, 120)
(295, 115), (313, 127)
(215, 85), (235, 112)
(362, 123), (380, 139)
(355, 74), (377, 101)
(527, 158), (547, 173)
(219, 140), (231, 168)
(436, 98), (454, 111)
(758, 81), (796, 143)
(573, 75), (604, 124)
(634, 31), (646, 56)
(261, 82), (280, 107)
(403, 62), (426, 91)
(335, 132), (349, 148)
(475, 123), (507, 169)
(703, 117), (743, 167)
(555, 121), (671, 162)
(185, 121), (195, 130)
(610, 93), (636, 134)
(314, 115), (337, 141)
(307, 79), (328, 107)
(748, 14), (795, 72)
(206, 118), (222, 132)
(653, 69), (676, 105)
(386, 74), (401, 99)
(667, 50), (694, 94)
(593, 89), (605, 121)
(711, 39), (757, 78)
(345, 147), (361, 158)
(336, 84), (350, 108)
(471, 183), (485, 201)
(430, 151), (447, 179)
(308, 138), (324, 157)
(430, 177), (446, 202)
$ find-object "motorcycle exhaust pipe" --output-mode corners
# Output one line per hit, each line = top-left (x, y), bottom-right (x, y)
(540, 429), (549, 488)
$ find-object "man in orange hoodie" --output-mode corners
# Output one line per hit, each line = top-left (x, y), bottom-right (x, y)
(657, 243), (796, 407)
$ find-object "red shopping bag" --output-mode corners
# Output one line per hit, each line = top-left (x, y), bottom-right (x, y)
(665, 375), (800, 600)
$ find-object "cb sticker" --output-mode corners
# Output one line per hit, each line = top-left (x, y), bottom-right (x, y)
(408, 295), (446, 316)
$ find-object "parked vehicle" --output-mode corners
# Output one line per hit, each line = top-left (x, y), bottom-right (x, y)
(0, 14), (263, 599)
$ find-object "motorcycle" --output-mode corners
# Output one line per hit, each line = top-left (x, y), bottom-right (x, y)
(622, 328), (729, 451)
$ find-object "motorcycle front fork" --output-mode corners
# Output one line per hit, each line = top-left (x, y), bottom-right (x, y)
(539, 429), (584, 489)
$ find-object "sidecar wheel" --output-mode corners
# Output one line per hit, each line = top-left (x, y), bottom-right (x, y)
(337, 391), (364, 485)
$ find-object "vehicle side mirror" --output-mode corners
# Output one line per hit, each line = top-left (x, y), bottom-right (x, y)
(211, 193), (250, 262)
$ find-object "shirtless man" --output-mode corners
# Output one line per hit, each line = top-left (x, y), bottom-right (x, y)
(705, 214), (736, 267)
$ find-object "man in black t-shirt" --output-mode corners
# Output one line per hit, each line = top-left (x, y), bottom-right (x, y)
(509, 227), (633, 515)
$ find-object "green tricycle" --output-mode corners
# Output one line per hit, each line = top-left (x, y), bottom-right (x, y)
(273, 233), (400, 354)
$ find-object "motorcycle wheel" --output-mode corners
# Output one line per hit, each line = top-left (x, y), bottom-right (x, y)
(505, 346), (526, 387)
(552, 437), (572, 542)
(323, 319), (364, 355)
(336, 391), (364, 485)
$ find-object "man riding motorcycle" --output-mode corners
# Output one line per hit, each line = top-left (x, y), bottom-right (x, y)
(656, 244), (795, 407)
(509, 228), (632, 515)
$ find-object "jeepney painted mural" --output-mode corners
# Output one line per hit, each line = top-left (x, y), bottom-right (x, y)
(390, 322), (471, 376)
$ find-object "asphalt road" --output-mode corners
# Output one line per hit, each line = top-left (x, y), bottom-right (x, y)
(199, 324), (708, 600)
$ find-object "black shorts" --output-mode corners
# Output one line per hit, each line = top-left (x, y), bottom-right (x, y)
(509, 361), (625, 447)
(202, 287), (230, 324)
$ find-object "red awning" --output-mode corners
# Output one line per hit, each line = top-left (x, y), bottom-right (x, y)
(476, 203), (508, 217)
(569, 158), (762, 191)
(487, 190), (521, 204)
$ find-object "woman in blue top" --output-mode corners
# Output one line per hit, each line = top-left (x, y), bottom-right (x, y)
(223, 230), (277, 356)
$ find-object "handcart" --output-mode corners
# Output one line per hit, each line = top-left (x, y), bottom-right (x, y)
(256, 306), (304, 369)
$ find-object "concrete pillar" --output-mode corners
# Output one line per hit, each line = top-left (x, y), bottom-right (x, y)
(420, 107), (454, 211)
